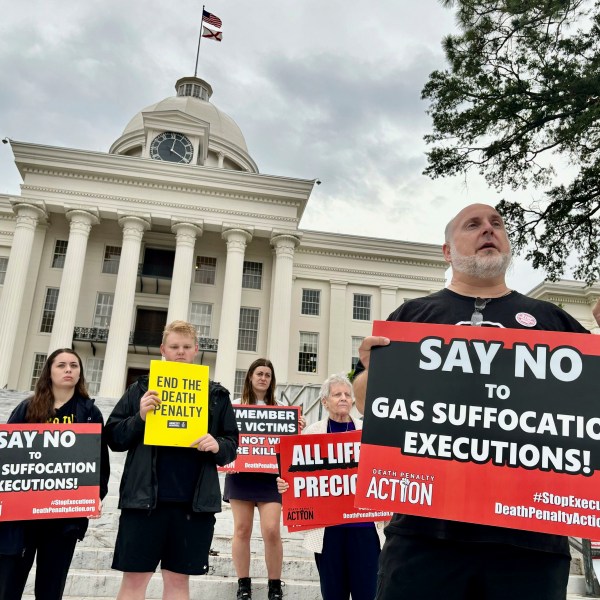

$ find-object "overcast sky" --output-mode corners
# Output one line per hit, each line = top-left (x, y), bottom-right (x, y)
(0, 0), (549, 291)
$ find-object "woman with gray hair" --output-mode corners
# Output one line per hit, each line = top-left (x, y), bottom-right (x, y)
(277, 373), (382, 600)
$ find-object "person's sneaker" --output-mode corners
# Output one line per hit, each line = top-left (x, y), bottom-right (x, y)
(267, 579), (284, 600)
(237, 577), (252, 600)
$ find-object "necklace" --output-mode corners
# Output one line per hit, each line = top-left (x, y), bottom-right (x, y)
(327, 419), (351, 433)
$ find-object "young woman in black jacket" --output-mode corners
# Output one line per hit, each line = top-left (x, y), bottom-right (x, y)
(0, 348), (110, 600)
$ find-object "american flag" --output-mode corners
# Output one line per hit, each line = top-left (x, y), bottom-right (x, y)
(202, 9), (222, 29)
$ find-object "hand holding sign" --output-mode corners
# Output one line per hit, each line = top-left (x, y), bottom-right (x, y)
(354, 336), (391, 414)
(140, 390), (161, 421)
(358, 336), (391, 370)
(190, 433), (219, 453)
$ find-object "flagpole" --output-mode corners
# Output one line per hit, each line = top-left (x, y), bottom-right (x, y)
(194, 4), (205, 77)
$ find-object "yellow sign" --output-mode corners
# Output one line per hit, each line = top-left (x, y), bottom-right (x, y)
(144, 361), (209, 447)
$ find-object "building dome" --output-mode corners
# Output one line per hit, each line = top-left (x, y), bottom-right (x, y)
(110, 76), (258, 173)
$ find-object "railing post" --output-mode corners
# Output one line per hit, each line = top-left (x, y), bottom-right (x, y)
(582, 539), (600, 596)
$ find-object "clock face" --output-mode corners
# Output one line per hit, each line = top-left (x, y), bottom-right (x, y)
(150, 132), (193, 164)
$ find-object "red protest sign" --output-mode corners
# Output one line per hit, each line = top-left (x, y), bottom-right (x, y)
(0, 423), (102, 521)
(219, 405), (300, 474)
(356, 321), (600, 538)
(280, 430), (392, 528)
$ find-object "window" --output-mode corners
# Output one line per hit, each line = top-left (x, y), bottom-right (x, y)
(86, 358), (104, 396)
(52, 240), (68, 268)
(298, 332), (318, 373)
(40, 288), (59, 333)
(351, 336), (364, 370)
(234, 369), (246, 399)
(242, 261), (263, 289)
(195, 256), (217, 285)
(142, 248), (174, 278)
(353, 294), (372, 321)
(94, 293), (114, 328)
(301, 289), (320, 316)
(0, 257), (8, 284)
(190, 303), (213, 337)
(238, 308), (259, 352)
(102, 245), (122, 274)
(30, 353), (47, 391)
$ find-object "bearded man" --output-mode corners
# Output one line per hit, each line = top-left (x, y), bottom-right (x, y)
(353, 203), (600, 600)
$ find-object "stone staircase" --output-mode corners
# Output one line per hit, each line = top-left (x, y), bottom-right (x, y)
(21, 471), (321, 599)
(0, 392), (593, 599)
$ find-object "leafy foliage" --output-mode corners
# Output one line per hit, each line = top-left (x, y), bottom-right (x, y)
(422, 0), (600, 283)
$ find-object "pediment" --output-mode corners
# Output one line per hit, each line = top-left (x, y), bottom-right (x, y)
(142, 110), (210, 138)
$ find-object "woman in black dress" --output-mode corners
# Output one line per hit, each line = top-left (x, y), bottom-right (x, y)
(224, 359), (304, 600)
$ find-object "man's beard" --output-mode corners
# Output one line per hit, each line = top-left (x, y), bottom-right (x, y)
(450, 247), (512, 279)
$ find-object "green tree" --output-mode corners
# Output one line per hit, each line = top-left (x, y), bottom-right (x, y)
(422, 0), (600, 283)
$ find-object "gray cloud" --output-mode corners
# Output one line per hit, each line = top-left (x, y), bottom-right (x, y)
(0, 1), (546, 291)
(223, 45), (445, 210)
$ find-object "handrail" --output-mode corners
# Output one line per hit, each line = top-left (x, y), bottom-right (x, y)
(277, 383), (322, 423)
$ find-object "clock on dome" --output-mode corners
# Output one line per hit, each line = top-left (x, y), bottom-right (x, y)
(150, 131), (193, 164)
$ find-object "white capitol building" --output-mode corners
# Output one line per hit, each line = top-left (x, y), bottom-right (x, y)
(0, 75), (598, 400)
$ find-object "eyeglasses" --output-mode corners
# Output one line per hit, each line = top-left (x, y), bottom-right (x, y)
(471, 297), (491, 326)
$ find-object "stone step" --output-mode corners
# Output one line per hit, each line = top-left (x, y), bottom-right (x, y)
(82, 513), (301, 538)
(90, 504), (304, 537)
(22, 596), (594, 600)
(19, 575), (590, 600)
(23, 572), (322, 600)
(22, 538), (587, 597)
(568, 575), (588, 596)
(68, 545), (318, 580)
(21, 597), (594, 600)
(80, 531), (311, 562)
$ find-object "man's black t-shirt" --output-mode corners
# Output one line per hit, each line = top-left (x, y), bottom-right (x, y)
(355, 288), (589, 556)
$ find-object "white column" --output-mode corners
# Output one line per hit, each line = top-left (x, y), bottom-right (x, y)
(327, 280), (348, 375)
(266, 249), (278, 352)
(380, 285), (398, 319)
(589, 298), (600, 334)
(267, 234), (300, 384)
(167, 222), (202, 323)
(49, 210), (99, 351)
(0, 203), (47, 387)
(99, 216), (149, 398)
(214, 228), (252, 392)
(217, 152), (225, 168)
